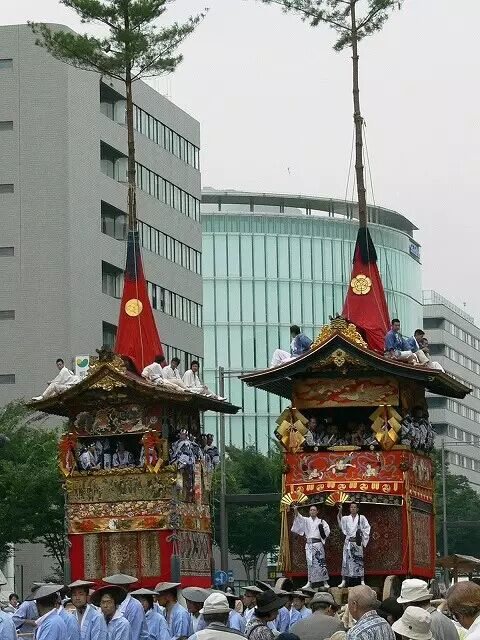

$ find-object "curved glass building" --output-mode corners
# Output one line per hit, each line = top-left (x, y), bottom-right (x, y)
(201, 189), (422, 450)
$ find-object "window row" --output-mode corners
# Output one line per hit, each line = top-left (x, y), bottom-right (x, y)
(102, 322), (202, 371)
(139, 221), (201, 274)
(147, 281), (202, 327)
(136, 163), (200, 222)
(445, 320), (480, 351)
(101, 204), (201, 274)
(101, 262), (202, 327)
(445, 346), (480, 375)
(447, 424), (480, 447)
(447, 399), (480, 425)
(448, 450), (480, 472)
(134, 105), (199, 169)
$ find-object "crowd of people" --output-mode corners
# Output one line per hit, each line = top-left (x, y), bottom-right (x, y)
(32, 357), (226, 403)
(74, 432), (219, 474)
(3, 576), (479, 640)
(302, 411), (435, 453)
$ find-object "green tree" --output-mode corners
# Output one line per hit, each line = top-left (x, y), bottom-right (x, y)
(0, 402), (65, 578)
(433, 449), (480, 556)
(213, 445), (283, 581)
(258, 0), (403, 228)
(30, 0), (204, 230)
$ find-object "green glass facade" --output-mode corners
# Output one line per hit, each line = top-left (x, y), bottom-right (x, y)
(201, 192), (422, 450)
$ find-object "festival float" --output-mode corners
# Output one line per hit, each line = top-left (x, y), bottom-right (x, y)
(241, 228), (470, 593)
(28, 230), (239, 587)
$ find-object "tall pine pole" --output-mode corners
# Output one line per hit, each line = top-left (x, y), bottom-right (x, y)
(350, 1), (367, 228)
(259, 0), (403, 226)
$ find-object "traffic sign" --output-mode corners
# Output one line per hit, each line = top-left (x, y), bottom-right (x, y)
(227, 569), (234, 583)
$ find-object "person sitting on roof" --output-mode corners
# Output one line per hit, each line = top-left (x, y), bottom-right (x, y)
(270, 325), (313, 368)
(183, 361), (227, 401)
(32, 358), (80, 401)
(416, 333), (445, 372)
(384, 319), (419, 364)
(161, 357), (191, 390)
(142, 355), (187, 391)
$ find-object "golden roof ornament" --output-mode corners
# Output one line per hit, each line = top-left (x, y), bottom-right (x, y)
(311, 315), (368, 350)
(86, 347), (127, 378)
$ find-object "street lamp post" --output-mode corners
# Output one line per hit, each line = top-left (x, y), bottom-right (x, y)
(441, 438), (449, 587)
(218, 366), (228, 573)
(216, 365), (251, 574)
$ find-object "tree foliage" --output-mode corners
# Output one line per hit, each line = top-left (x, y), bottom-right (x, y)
(30, 1), (205, 229)
(260, 0), (403, 51)
(257, 0), (403, 227)
(213, 445), (283, 581)
(433, 449), (480, 556)
(30, 0), (204, 81)
(0, 402), (65, 577)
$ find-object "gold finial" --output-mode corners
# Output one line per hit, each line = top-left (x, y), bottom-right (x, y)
(311, 315), (368, 350)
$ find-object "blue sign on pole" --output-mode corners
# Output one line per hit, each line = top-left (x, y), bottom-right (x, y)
(227, 570), (234, 583)
(214, 570), (228, 586)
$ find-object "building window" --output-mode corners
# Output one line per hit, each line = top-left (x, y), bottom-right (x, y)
(163, 343), (203, 372)
(148, 281), (202, 327)
(138, 220), (201, 274)
(133, 104), (200, 169)
(0, 247), (14, 257)
(102, 322), (117, 348)
(101, 202), (202, 274)
(0, 59), (13, 70)
(0, 374), (15, 384)
(0, 310), (15, 320)
(0, 184), (14, 193)
(0, 121), (13, 131)
(102, 262), (123, 298)
(101, 263), (201, 326)
(101, 201), (127, 240)
(100, 142), (199, 221)
(136, 162), (200, 221)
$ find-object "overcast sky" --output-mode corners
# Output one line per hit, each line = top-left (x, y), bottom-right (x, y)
(5, 1), (479, 321)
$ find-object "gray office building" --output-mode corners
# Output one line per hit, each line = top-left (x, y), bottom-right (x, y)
(0, 24), (203, 590)
(0, 23), (203, 410)
(424, 290), (480, 489)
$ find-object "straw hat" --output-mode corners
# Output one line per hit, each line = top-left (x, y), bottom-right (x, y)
(27, 584), (64, 602)
(90, 585), (127, 607)
(254, 590), (288, 614)
(182, 587), (209, 603)
(392, 606), (433, 640)
(155, 582), (181, 594)
(103, 574), (138, 586)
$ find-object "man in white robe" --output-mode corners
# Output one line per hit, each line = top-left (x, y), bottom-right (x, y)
(33, 358), (79, 401)
(337, 502), (371, 587)
(162, 358), (191, 390)
(291, 504), (330, 588)
(142, 355), (187, 391)
(183, 361), (226, 400)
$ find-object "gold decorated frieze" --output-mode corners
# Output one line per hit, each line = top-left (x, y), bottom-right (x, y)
(66, 470), (176, 503)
